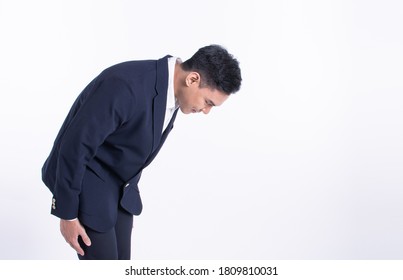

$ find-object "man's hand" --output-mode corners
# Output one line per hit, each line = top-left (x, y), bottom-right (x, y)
(60, 219), (91, 256)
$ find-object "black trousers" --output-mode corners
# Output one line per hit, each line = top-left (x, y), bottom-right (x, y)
(78, 207), (133, 260)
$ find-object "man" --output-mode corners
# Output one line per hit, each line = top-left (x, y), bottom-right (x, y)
(41, 44), (242, 260)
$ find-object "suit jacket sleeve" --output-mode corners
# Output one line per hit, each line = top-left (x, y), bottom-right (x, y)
(52, 77), (136, 220)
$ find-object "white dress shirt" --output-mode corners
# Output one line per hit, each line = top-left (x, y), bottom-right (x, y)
(163, 56), (180, 132)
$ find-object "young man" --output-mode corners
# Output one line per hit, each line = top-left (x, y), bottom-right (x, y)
(41, 44), (242, 260)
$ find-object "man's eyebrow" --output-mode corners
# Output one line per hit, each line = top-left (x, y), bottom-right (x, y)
(207, 99), (216, 106)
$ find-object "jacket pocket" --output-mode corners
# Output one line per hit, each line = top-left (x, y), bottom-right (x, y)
(86, 161), (106, 182)
(80, 166), (119, 217)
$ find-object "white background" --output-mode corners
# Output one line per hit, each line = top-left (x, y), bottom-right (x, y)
(0, 0), (402, 260)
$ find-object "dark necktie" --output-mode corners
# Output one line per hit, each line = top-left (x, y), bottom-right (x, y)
(143, 108), (178, 168)
(120, 108), (179, 215)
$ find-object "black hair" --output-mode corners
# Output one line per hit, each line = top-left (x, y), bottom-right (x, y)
(181, 44), (242, 94)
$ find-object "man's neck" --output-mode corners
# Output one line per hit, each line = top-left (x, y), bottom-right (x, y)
(173, 59), (183, 100)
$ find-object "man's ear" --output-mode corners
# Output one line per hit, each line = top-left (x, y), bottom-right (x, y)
(185, 72), (201, 87)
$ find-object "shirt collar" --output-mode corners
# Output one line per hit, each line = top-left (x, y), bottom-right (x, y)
(167, 56), (180, 110)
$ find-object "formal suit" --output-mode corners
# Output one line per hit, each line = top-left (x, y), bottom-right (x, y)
(42, 55), (177, 257)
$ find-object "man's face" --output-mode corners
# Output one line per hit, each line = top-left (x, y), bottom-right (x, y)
(176, 72), (229, 114)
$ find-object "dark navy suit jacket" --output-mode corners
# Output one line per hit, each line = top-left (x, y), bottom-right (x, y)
(42, 56), (175, 232)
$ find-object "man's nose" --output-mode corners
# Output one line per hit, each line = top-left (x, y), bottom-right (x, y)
(201, 106), (212, 114)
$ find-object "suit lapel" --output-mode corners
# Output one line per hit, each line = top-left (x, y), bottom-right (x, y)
(152, 55), (171, 152)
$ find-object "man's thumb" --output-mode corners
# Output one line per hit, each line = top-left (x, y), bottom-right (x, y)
(79, 228), (92, 246)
